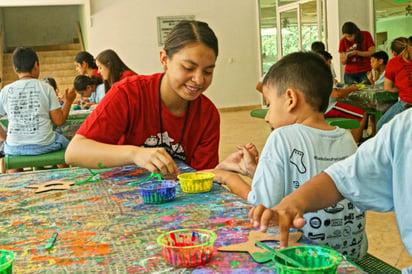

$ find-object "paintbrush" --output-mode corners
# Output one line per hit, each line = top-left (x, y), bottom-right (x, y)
(255, 241), (305, 268)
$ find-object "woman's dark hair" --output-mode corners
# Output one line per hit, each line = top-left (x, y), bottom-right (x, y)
(163, 20), (218, 58)
(74, 75), (102, 91)
(96, 49), (134, 92)
(342, 22), (363, 51)
(13, 47), (39, 73)
(74, 51), (97, 69)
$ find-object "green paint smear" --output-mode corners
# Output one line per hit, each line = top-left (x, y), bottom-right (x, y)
(230, 261), (241, 268)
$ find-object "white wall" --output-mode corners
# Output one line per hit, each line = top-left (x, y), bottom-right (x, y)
(86, 0), (262, 109)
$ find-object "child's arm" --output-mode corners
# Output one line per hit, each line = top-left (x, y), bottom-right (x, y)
(249, 172), (344, 248)
(330, 85), (359, 98)
(0, 124), (6, 141)
(65, 134), (180, 176)
(208, 169), (251, 200)
(50, 87), (76, 126)
(216, 143), (258, 177)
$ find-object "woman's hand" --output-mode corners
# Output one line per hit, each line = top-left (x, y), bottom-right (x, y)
(131, 147), (179, 177)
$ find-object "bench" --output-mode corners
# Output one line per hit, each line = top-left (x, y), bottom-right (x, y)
(3, 149), (67, 172)
(250, 109), (360, 129)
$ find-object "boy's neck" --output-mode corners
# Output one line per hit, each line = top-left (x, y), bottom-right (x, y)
(18, 73), (36, 80)
(377, 66), (385, 73)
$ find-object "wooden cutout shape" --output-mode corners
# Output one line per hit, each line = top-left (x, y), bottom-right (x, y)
(218, 231), (303, 263)
(25, 180), (77, 193)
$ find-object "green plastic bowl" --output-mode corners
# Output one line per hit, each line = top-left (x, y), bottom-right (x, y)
(0, 250), (15, 274)
(273, 245), (342, 274)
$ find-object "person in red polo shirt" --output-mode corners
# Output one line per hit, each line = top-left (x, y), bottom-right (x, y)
(339, 22), (375, 85)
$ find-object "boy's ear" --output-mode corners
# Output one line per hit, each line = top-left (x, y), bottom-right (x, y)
(285, 88), (298, 111)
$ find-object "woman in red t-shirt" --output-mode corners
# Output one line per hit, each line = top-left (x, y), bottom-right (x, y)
(65, 21), (220, 175)
(377, 37), (412, 132)
(96, 49), (137, 92)
(339, 22), (375, 85)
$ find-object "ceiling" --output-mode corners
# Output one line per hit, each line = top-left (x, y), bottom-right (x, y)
(259, 0), (412, 28)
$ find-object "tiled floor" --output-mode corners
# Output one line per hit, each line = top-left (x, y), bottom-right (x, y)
(219, 109), (412, 271)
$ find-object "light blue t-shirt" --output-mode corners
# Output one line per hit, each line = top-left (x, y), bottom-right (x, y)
(326, 108), (412, 272)
(0, 79), (61, 146)
(374, 70), (385, 86)
(248, 124), (367, 261)
(88, 84), (105, 103)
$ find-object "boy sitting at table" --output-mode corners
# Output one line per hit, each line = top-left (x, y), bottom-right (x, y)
(209, 52), (367, 261)
(316, 50), (368, 144)
(0, 47), (76, 157)
(73, 75), (105, 110)
(367, 51), (388, 86)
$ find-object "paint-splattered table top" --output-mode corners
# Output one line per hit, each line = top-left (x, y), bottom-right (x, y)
(0, 162), (365, 273)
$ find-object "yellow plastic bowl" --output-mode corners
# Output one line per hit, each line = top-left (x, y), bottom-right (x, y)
(177, 172), (215, 193)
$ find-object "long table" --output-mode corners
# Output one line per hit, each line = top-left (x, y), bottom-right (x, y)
(337, 87), (398, 122)
(0, 162), (364, 272)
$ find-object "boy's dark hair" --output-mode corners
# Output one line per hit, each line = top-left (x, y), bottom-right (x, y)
(13, 47), (39, 73)
(74, 51), (97, 69)
(371, 51), (389, 65)
(74, 75), (103, 91)
(164, 20), (218, 58)
(316, 50), (333, 61)
(311, 41), (325, 52)
(263, 51), (333, 113)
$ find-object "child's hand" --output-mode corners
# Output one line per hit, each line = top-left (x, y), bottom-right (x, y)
(64, 87), (77, 103)
(241, 145), (258, 177)
(249, 204), (306, 248)
(216, 149), (247, 174)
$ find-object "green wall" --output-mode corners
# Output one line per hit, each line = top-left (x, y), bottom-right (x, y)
(376, 16), (412, 54)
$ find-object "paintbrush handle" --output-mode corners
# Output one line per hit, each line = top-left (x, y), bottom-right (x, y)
(255, 241), (305, 268)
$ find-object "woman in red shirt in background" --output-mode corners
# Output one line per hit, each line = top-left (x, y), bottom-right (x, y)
(339, 22), (375, 85)
(377, 37), (412, 132)
(96, 49), (137, 92)
(65, 21), (220, 176)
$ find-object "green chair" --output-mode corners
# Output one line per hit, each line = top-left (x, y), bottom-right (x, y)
(3, 149), (67, 171)
(250, 109), (360, 129)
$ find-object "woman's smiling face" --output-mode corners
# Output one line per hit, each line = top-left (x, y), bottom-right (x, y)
(161, 42), (217, 101)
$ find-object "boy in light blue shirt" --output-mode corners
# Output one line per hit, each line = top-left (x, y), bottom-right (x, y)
(250, 107), (412, 274)
(211, 52), (367, 261)
(0, 47), (76, 156)
(367, 51), (388, 86)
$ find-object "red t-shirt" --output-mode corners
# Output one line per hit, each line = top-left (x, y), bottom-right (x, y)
(76, 73), (220, 170)
(385, 56), (412, 103)
(120, 70), (137, 80)
(92, 69), (102, 78)
(339, 31), (375, 74)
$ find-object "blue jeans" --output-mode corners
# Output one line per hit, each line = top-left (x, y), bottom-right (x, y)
(344, 72), (370, 85)
(4, 132), (69, 156)
(376, 100), (406, 132)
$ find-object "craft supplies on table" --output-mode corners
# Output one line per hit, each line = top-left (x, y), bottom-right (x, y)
(0, 162), (364, 272)
(177, 171), (215, 193)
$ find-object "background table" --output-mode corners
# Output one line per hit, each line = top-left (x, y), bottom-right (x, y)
(337, 87), (398, 122)
(0, 162), (364, 273)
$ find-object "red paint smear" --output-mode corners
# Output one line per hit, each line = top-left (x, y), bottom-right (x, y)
(128, 169), (145, 176)
(31, 255), (87, 265)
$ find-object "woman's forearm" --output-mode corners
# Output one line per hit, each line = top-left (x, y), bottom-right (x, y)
(65, 134), (137, 168)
